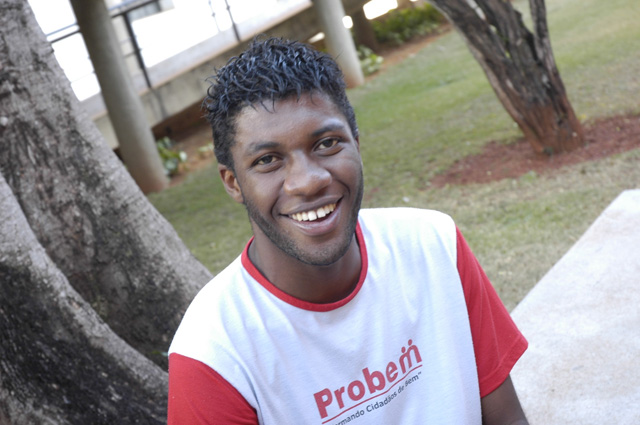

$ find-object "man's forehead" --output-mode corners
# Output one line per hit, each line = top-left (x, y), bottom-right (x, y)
(235, 93), (344, 130)
(238, 90), (339, 115)
(229, 99), (348, 160)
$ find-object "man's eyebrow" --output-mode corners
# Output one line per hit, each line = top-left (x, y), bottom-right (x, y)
(311, 122), (348, 138)
(242, 122), (348, 157)
(244, 141), (280, 157)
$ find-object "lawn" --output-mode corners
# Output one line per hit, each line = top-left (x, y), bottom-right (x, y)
(149, 0), (640, 310)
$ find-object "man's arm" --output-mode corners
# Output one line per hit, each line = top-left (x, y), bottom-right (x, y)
(480, 375), (529, 425)
(168, 353), (258, 425)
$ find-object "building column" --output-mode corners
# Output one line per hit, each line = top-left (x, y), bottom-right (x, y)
(312, 0), (364, 88)
(69, 0), (168, 193)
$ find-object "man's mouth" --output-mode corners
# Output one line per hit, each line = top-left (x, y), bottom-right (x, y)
(289, 203), (337, 222)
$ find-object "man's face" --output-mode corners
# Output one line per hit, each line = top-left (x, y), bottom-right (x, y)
(220, 92), (363, 267)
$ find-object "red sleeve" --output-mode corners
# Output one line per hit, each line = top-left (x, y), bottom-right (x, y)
(456, 227), (528, 397)
(168, 353), (258, 425)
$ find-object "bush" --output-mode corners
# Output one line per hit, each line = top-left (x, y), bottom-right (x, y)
(358, 45), (384, 76)
(372, 4), (446, 46)
(156, 137), (187, 176)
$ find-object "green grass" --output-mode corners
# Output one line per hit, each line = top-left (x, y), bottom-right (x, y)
(149, 0), (640, 310)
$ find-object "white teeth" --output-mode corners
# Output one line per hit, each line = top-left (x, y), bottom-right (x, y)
(290, 203), (336, 222)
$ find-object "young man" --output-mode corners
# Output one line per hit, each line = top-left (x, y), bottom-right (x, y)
(168, 37), (529, 424)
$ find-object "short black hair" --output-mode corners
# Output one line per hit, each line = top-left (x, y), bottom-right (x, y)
(203, 37), (358, 169)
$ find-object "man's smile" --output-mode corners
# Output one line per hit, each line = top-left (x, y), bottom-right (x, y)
(289, 203), (337, 222)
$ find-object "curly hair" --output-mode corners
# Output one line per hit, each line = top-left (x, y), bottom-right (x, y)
(203, 37), (358, 169)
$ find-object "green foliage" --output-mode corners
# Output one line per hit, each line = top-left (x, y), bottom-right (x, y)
(156, 136), (187, 176)
(372, 4), (445, 45)
(198, 142), (214, 157)
(358, 45), (384, 76)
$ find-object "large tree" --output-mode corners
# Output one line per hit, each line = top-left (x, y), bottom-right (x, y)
(429, 0), (584, 154)
(0, 0), (212, 422)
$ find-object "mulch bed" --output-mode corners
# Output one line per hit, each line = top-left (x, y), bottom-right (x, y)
(430, 114), (640, 187)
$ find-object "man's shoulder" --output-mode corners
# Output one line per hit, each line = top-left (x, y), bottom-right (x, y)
(172, 256), (246, 331)
(169, 255), (249, 356)
(359, 207), (454, 229)
(196, 254), (244, 294)
(358, 207), (457, 254)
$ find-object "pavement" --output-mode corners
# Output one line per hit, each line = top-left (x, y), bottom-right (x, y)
(510, 189), (640, 424)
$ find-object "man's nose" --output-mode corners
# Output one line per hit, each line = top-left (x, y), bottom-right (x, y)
(283, 155), (331, 196)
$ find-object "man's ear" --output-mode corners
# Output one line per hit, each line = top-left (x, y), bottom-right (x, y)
(355, 135), (360, 151)
(218, 164), (244, 204)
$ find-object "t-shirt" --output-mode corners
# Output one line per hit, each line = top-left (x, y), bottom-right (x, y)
(168, 208), (527, 424)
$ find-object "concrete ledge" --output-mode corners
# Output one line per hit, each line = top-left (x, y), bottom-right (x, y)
(511, 189), (640, 424)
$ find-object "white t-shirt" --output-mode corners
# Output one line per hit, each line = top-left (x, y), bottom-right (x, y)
(168, 208), (527, 425)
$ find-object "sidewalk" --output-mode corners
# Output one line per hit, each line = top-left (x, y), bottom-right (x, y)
(511, 189), (640, 424)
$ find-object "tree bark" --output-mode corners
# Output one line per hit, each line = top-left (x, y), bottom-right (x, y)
(0, 0), (212, 372)
(428, 0), (584, 154)
(0, 173), (168, 424)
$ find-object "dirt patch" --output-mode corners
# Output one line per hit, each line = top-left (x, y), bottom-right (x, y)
(430, 114), (640, 187)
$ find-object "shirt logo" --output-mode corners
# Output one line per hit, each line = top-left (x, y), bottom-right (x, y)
(313, 339), (422, 422)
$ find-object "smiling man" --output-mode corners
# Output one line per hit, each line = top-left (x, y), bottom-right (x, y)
(168, 38), (529, 425)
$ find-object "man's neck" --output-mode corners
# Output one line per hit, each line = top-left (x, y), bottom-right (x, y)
(247, 235), (362, 304)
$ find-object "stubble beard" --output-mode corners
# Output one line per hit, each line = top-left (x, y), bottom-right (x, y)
(243, 171), (364, 267)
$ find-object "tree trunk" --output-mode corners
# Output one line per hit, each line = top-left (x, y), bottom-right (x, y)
(0, 0), (212, 374)
(428, 0), (584, 154)
(0, 173), (168, 424)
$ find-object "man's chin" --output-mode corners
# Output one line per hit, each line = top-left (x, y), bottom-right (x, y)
(291, 240), (355, 267)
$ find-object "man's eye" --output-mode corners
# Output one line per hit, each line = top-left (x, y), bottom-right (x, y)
(317, 138), (339, 150)
(256, 155), (275, 166)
